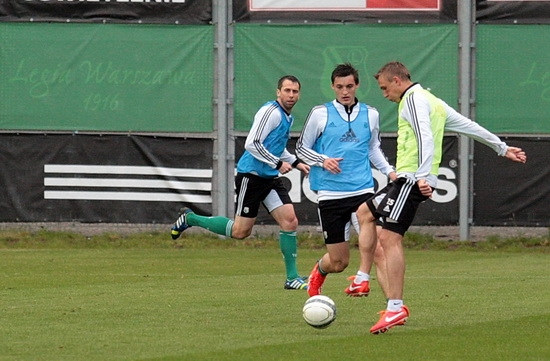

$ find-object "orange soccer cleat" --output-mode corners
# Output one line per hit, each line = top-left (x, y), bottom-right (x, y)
(370, 305), (410, 334)
(307, 261), (327, 297)
(344, 277), (370, 297)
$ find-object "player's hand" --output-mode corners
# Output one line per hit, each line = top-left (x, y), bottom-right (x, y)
(278, 161), (293, 174)
(505, 146), (527, 163)
(323, 158), (343, 174)
(388, 171), (397, 182)
(417, 179), (433, 197)
(297, 162), (310, 175)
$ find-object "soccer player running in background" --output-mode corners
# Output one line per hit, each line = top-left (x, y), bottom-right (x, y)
(170, 75), (311, 290)
(356, 61), (527, 334)
(296, 63), (396, 298)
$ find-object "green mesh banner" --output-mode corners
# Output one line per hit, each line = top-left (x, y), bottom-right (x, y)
(234, 24), (458, 132)
(477, 25), (550, 134)
(0, 23), (213, 132)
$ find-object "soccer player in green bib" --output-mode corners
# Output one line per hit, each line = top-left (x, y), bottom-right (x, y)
(357, 61), (527, 334)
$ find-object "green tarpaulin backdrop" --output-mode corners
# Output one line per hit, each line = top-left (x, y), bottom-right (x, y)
(1, 23), (549, 134)
(0, 23), (213, 132)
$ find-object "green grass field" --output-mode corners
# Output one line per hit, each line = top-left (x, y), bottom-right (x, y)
(1, 231), (549, 361)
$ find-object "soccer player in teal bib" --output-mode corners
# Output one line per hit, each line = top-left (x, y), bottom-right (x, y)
(170, 75), (311, 290)
(296, 63), (396, 300)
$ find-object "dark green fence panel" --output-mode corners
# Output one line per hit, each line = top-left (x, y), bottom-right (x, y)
(234, 24), (458, 132)
(476, 25), (550, 134)
(0, 22), (213, 132)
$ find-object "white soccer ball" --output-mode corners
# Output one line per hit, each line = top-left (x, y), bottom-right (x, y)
(302, 295), (337, 329)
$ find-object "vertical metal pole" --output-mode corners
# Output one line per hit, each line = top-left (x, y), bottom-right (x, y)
(226, 2), (235, 218)
(213, 0), (233, 218)
(458, 0), (475, 240)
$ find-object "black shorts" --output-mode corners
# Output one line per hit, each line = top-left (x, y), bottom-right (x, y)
(366, 177), (429, 236)
(318, 193), (373, 245)
(234, 173), (292, 218)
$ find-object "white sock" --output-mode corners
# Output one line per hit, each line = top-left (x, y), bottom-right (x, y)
(387, 299), (403, 312)
(354, 271), (369, 283)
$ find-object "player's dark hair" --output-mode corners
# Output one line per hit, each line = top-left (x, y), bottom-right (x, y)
(278, 75), (301, 90)
(374, 61), (411, 81)
(331, 63), (359, 85)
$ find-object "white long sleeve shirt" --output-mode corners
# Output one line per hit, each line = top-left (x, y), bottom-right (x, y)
(399, 84), (508, 187)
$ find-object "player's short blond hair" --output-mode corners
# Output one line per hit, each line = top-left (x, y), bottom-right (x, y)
(374, 61), (411, 81)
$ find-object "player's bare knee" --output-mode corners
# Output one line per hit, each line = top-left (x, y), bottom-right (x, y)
(332, 260), (349, 272)
(279, 217), (298, 232)
(231, 228), (252, 239)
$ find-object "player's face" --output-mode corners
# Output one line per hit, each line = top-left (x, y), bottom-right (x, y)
(277, 80), (300, 113)
(331, 75), (358, 107)
(377, 74), (402, 103)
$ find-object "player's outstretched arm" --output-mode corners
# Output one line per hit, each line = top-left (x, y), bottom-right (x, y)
(505, 146), (527, 163)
